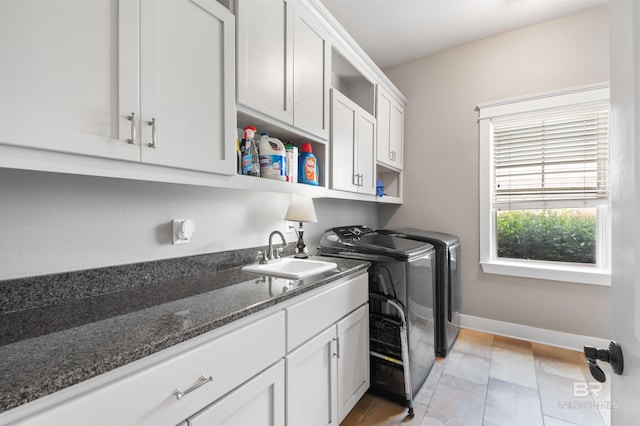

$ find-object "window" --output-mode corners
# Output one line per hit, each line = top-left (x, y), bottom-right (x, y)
(477, 83), (610, 286)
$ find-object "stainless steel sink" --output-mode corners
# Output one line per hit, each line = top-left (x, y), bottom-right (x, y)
(241, 257), (337, 279)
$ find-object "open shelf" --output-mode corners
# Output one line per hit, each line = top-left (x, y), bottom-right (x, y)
(236, 108), (328, 189)
(331, 48), (375, 116)
(376, 163), (403, 202)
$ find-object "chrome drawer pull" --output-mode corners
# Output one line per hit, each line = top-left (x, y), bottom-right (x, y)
(126, 112), (136, 144)
(173, 374), (213, 400)
(147, 117), (157, 148)
(332, 337), (340, 358)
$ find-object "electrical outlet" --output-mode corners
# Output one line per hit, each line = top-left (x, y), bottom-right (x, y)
(284, 220), (297, 237)
(172, 219), (195, 245)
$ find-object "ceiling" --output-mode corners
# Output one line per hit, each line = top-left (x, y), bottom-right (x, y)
(319, 0), (609, 69)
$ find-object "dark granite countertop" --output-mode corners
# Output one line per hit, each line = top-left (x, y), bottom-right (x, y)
(0, 253), (368, 414)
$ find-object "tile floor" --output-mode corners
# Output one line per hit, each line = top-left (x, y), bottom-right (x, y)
(341, 329), (611, 426)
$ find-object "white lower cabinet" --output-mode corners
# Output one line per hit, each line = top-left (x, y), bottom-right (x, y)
(285, 272), (370, 426)
(286, 326), (339, 426)
(186, 360), (285, 426)
(286, 304), (369, 426)
(337, 304), (370, 423)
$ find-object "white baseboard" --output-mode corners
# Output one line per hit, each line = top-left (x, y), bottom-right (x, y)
(460, 314), (610, 352)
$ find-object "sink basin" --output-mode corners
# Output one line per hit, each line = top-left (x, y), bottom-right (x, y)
(241, 257), (338, 279)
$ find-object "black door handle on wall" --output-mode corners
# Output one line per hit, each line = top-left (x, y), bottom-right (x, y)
(584, 341), (624, 383)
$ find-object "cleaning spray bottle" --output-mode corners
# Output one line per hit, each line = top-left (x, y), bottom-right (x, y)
(241, 126), (257, 175)
(250, 134), (260, 177)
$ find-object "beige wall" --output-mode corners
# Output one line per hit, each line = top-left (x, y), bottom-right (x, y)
(381, 6), (611, 338)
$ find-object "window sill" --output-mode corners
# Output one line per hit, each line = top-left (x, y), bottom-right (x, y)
(480, 260), (611, 286)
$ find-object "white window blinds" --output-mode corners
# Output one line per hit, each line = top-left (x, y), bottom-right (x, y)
(492, 110), (609, 204)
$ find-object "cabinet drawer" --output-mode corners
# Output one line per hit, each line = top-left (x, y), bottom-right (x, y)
(187, 360), (285, 426)
(286, 272), (368, 351)
(16, 311), (285, 426)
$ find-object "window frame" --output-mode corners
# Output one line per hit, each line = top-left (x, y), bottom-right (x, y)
(477, 83), (611, 286)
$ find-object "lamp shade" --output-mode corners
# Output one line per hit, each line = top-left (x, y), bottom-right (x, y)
(285, 195), (318, 223)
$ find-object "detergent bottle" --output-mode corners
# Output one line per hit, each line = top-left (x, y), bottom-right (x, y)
(298, 143), (319, 185)
(258, 134), (287, 181)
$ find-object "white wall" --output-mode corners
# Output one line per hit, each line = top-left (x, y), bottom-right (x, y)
(609, 0), (640, 420)
(0, 168), (378, 280)
(382, 6), (611, 338)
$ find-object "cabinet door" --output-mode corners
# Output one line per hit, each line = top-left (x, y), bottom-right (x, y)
(236, 0), (293, 125)
(376, 87), (403, 170)
(0, 0), (139, 161)
(388, 98), (404, 169)
(140, 0), (235, 174)
(330, 90), (358, 193)
(293, 1), (330, 140)
(286, 327), (339, 426)
(337, 305), (370, 423)
(376, 87), (392, 166)
(357, 109), (376, 195)
(188, 361), (285, 426)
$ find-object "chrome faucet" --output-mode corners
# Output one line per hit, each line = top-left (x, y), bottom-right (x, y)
(260, 230), (287, 264)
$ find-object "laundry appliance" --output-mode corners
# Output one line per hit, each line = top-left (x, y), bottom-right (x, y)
(379, 229), (461, 357)
(318, 225), (436, 406)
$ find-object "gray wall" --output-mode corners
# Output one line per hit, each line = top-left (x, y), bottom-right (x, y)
(382, 6), (611, 338)
(0, 168), (378, 280)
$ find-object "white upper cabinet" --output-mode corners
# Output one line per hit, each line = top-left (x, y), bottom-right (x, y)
(0, 0), (236, 175)
(357, 108), (376, 195)
(236, 0), (294, 125)
(376, 86), (404, 170)
(1, 0), (403, 201)
(139, 0), (236, 174)
(292, 1), (330, 139)
(331, 89), (376, 195)
(236, 0), (330, 140)
(0, 0), (138, 161)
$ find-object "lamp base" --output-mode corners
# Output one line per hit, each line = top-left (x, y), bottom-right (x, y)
(294, 227), (309, 258)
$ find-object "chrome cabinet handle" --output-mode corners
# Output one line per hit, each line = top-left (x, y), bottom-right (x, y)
(353, 174), (359, 187)
(126, 112), (136, 144)
(147, 118), (157, 148)
(173, 375), (213, 400)
(358, 174), (363, 187)
(332, 337), (340, 358)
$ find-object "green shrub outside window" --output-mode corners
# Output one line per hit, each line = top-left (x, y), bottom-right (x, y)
(496, 208), (597, 264)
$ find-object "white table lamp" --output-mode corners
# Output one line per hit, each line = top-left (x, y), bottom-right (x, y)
(285, 195), (318, 258)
